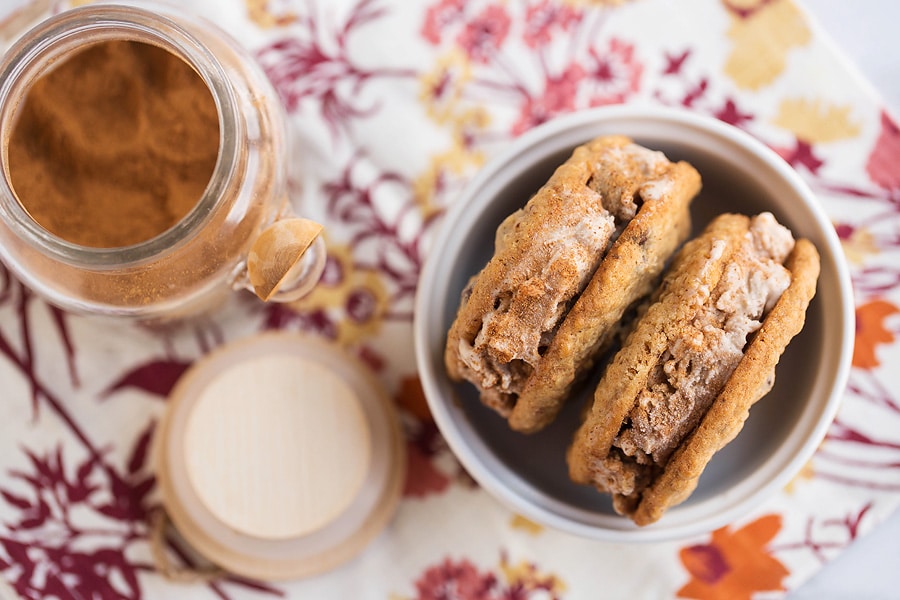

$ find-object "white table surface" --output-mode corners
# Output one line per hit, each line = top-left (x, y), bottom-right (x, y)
(791, 1), (900, 598)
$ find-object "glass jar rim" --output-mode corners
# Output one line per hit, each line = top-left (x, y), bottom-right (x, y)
(0, 2), (240, 269)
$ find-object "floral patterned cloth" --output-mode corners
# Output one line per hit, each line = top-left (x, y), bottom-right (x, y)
(1, 0), (899, 598)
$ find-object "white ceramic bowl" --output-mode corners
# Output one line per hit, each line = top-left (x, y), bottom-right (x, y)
(413, 106), (854, 542)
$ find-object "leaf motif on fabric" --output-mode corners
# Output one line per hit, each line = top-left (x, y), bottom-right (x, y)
(723, 0), (811, 91)
(0, 491), (31, 511)
(418, 50), (473, 125)
(457, 4), (512, 64)
(583, 37), (643, 107)
(0, 444), (161, 598)
(126, 421), (156, 475)
(522, 2), (580, 48)
(499, 552), (567, 596)
(783, 459), (815, 494)
(677, 514), (788, 600)
(415, 1), (645, 221)
(866, 111), (900, 191)
(101, 358), (192, 399)
(318, 156), (432, 322)
(852, 300), (899, 369)
(771, 139), (825, 174)
(772, 98), (861, 144)
(714, 98), (754, 127)
(413, 557), (499, 600)
(412, 93), (487, 215)
(835, 223), (880, 265)
(422, 0), (467, 45)
(254, 0), (413, 140)
(405, 553), (566, 600)
(767, 504), (873, 564)
(403, 441), (451, 498)
(509, 514), (544, 535)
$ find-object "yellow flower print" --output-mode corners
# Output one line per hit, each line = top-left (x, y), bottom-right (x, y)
(773, 99), (861, 144)
(723, 0), (811, 91)
(419, 51), (473, 125)
(783, 459), (815, 494)
(500, 553), (567, 596)
(510, 514), (544, 535)
(245, 0), (298, 28)
(413, 108), (489, 216)
(838, 224), (879, 265)
(288, 239), (388, 345)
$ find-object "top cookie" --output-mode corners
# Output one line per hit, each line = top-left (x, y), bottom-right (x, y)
(445, 135), (700, 432)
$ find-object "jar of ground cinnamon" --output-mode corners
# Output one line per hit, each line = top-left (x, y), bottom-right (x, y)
(0, 3), (325, 319)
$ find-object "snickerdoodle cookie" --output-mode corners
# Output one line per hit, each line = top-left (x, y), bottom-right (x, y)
(567, 212), (820, 525)
(445, 136), (700, 432)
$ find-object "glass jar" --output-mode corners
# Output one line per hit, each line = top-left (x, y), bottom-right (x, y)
(0, 2), (325, 319)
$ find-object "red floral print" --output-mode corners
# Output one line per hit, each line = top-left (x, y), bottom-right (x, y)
(422, 0), (467, 45)
(255, 0), (414, 138)
(585, 38), (643, 105)
(456, 5), (511, 64)
(866, 111), (900, 191)
(512, 63), (586, 134)
(714, 98), (754, 126)
(523, 1), (580, 48)
(770, 504), (873, 564)
(411, 555), (564, 600)
(403, 442), (452, 498)
(774, 139), (825, 174)
(415, 559), (498, 600)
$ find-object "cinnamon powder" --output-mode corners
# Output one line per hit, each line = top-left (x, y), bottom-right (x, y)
(8, 40), (219, 248)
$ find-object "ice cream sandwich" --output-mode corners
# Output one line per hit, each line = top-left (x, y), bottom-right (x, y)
(567, 212), (820, 525)
(445, 135), (700, 432)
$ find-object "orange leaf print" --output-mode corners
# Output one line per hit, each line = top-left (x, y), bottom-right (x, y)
(853, 300), (899, 369)
(397, 376), (434, 423)
(678, 515), (788, 600)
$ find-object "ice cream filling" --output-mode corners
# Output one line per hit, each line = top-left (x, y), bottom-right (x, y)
(601, 213), (794, 496)
(457, 201), (616, 406)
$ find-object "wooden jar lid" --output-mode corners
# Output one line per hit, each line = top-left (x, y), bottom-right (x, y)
(155, 332), (405, 581)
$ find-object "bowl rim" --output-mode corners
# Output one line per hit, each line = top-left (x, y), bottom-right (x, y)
(413, 104), (855, 542)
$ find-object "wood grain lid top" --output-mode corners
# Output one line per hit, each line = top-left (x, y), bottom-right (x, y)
(155, 332), (405, 581)
(183, 353), (372, 540)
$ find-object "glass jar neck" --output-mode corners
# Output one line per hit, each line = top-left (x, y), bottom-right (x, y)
(0, 3), (241, 269)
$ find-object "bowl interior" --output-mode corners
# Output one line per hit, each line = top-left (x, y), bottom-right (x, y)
(415, 108), (851, 541)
